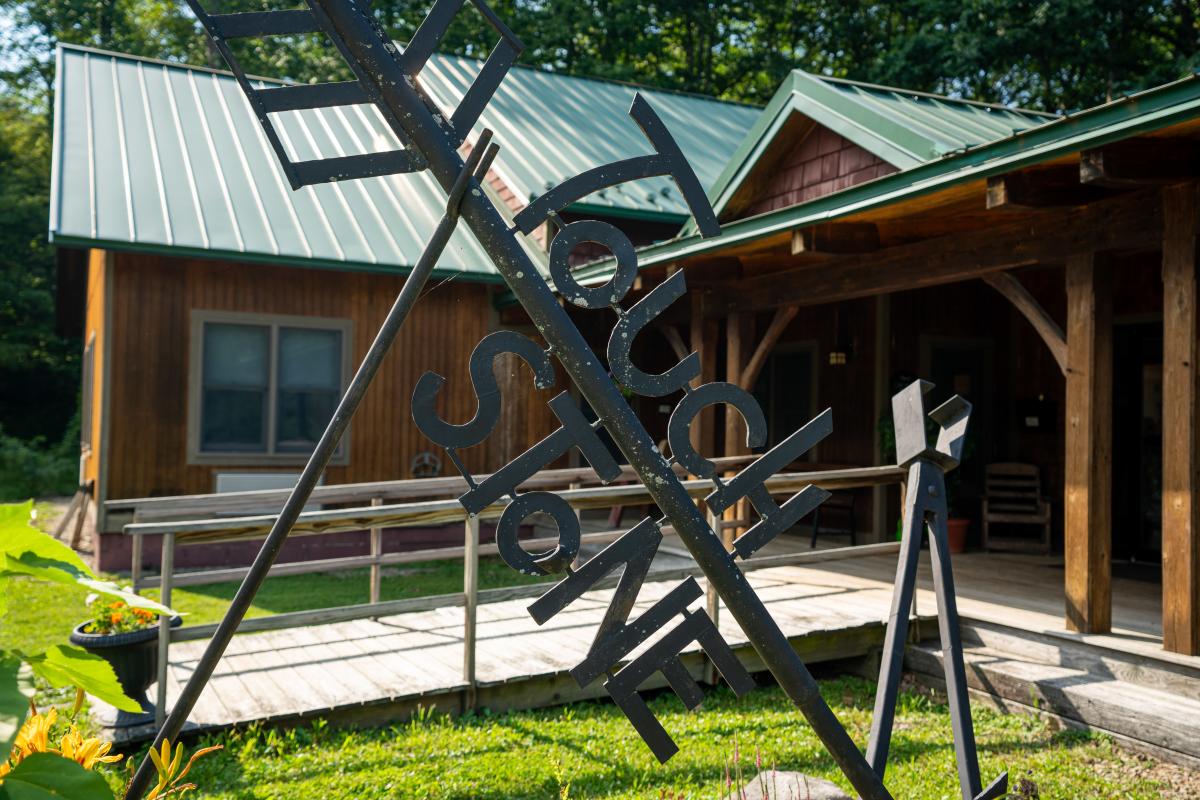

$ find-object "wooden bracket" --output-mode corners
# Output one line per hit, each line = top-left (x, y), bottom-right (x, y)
(981, 271), (1067, 375)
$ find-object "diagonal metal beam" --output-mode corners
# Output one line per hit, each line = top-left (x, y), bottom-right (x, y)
(123, 130), (499, 800)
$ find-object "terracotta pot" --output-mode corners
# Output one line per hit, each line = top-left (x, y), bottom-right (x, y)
(946, 518), (970, 554)
(69, 616), (181, 728)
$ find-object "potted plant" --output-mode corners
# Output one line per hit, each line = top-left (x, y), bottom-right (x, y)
(69, 596), (181, 728)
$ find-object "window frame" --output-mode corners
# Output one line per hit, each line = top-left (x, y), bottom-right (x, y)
(187, 310), (353, 465)
(80, 332), (96, 452)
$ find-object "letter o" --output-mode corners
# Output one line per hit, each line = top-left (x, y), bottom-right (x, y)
(495, 491), (581, 576)
(549, 220), (637, 309)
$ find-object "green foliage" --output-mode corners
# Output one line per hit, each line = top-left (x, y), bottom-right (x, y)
(21, 648), (139, 715)
(0, 425), (78, 503)
(0, 501), (176, 757)
(0, 752), (112, 800)
(0, 661), (33, 764)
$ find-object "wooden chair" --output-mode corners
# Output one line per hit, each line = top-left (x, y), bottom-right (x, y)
(982, 463), (1051, 553)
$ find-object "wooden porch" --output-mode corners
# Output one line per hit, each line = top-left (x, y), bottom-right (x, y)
(100, 537), (1200, 766)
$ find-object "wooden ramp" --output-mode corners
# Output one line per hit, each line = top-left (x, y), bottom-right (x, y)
(109, 558), (928, 742)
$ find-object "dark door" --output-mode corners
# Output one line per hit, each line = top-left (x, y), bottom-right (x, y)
(1113, 321), (1162, 562)
(752, 343), (817, 450)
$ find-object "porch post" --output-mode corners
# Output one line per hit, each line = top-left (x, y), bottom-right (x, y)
(1064, 252), (1113, 633)
(872, 294), (891, 542)
(1162, 182), (1200, 655)
(689, 292), (718, 459)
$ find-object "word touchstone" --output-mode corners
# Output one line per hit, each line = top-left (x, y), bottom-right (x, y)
(725, 772), (851, 800)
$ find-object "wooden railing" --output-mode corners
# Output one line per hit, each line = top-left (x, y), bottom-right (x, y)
(121, 462), (907, 723)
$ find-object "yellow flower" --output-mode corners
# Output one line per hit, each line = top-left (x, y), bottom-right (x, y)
(57, 726), (123, 770)
(12, 707), (56, 760)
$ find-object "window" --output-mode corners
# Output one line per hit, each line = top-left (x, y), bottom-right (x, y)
(189, 312), (351, 463)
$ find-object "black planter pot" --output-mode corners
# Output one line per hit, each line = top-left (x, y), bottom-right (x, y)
(70, 617), (181, 728)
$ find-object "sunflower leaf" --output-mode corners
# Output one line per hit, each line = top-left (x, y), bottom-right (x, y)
(0, 553), (172, 615)
(0, 752), (114, 800)
(0, 657), (34, 762)
(23, 646), (140, 713)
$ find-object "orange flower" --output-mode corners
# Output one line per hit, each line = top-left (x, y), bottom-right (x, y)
(56, 727), (123, 770)
(12, 707), (56, 761)
(109, 613), (123, 624)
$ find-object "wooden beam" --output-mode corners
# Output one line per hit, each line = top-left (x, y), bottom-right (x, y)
(660, 324), (688, 363)
(740, 305), (799, 390)
(689, 292), (718, 460)
(1064, 252), (1112, 634)
(713, 189), (1161, 315)
(981, 271), (1068, 375)
(1081, 138), (1200, 188)
(1162, 181), (1200, 656)
(791, 223), (880, 256)
(986, 166), (1119, 210)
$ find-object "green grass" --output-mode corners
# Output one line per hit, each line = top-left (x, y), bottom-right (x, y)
(100, 678), (1181, 799)
(0, 558), (547, 653)
(5, 553), (1189, 799)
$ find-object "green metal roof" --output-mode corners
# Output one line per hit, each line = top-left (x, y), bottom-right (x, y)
(560, 69), (1200, 296)
(419, 54), (760, 221)
(697, 70), (1055, 230)
(48, 45), (757, 276)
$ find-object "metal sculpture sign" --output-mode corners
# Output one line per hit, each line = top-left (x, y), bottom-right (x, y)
(124, 2), (1005, 799)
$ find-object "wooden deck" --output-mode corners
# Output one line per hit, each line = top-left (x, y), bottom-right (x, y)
(138, 541), (921, 740)
(102, 540), (1197, 750)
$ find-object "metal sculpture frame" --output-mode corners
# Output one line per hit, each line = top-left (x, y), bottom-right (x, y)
(123, 3), (1001, 798)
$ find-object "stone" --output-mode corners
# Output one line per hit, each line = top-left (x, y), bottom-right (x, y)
(723, 771), (852, 800)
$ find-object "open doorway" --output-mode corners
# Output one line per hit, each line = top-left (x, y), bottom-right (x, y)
(1113, 320), (1162, 567)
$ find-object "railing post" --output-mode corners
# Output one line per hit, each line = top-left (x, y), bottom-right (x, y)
(369, 496), (383, 606)
(155, 532), (175, 727)
(131, 533), (144, 593)
(462, 514), (480, 710)
(704, 506), (722, 684)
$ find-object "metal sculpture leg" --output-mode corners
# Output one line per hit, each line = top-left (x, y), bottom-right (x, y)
(866, 462), (925, 775)
(868, 379), (1007, 800)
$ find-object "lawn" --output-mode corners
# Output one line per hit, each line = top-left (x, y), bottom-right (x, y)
(0, 558), (547, 654)
(4, 526), (1196, 799)
(103, 678), (1194, 799)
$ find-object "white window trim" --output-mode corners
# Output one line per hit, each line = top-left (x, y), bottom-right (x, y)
(187, 309), (353, 466)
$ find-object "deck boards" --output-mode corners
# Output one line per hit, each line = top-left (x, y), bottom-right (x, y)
(103, 546), (1189, 744)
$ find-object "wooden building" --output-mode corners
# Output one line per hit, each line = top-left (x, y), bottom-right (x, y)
(553, 69), (1200, 656)
(49, 43), (757, 568)
(52, 43), (1200, 656)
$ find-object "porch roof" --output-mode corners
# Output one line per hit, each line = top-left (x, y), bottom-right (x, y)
(48, 44), (757, 279)
(698, 70), (1056, 226)
(565, 69), (1200, 293)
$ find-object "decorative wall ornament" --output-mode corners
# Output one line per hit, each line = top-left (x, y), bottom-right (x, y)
(123, 3), (1004, 799)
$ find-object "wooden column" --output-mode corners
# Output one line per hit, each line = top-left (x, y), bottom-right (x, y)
(1162, 182), (1200, 655)
(724, 312), (754, 541)
(689, 294), (719, 460)
(1064, 253), (1113, 634)
(872, 295), (890, 542)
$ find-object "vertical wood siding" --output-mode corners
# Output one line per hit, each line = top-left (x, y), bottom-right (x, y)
(103, 252), (561, 500)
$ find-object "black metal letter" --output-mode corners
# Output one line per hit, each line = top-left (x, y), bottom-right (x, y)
(705, 409), (834, 559)
(608, 271), (699, 397)
(459, 392), (622, 514)
(412, 330), (555, 449)
(550, 220), (638, 309)
(512, 94), (720, 237)
(495, 490), (580, 575)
